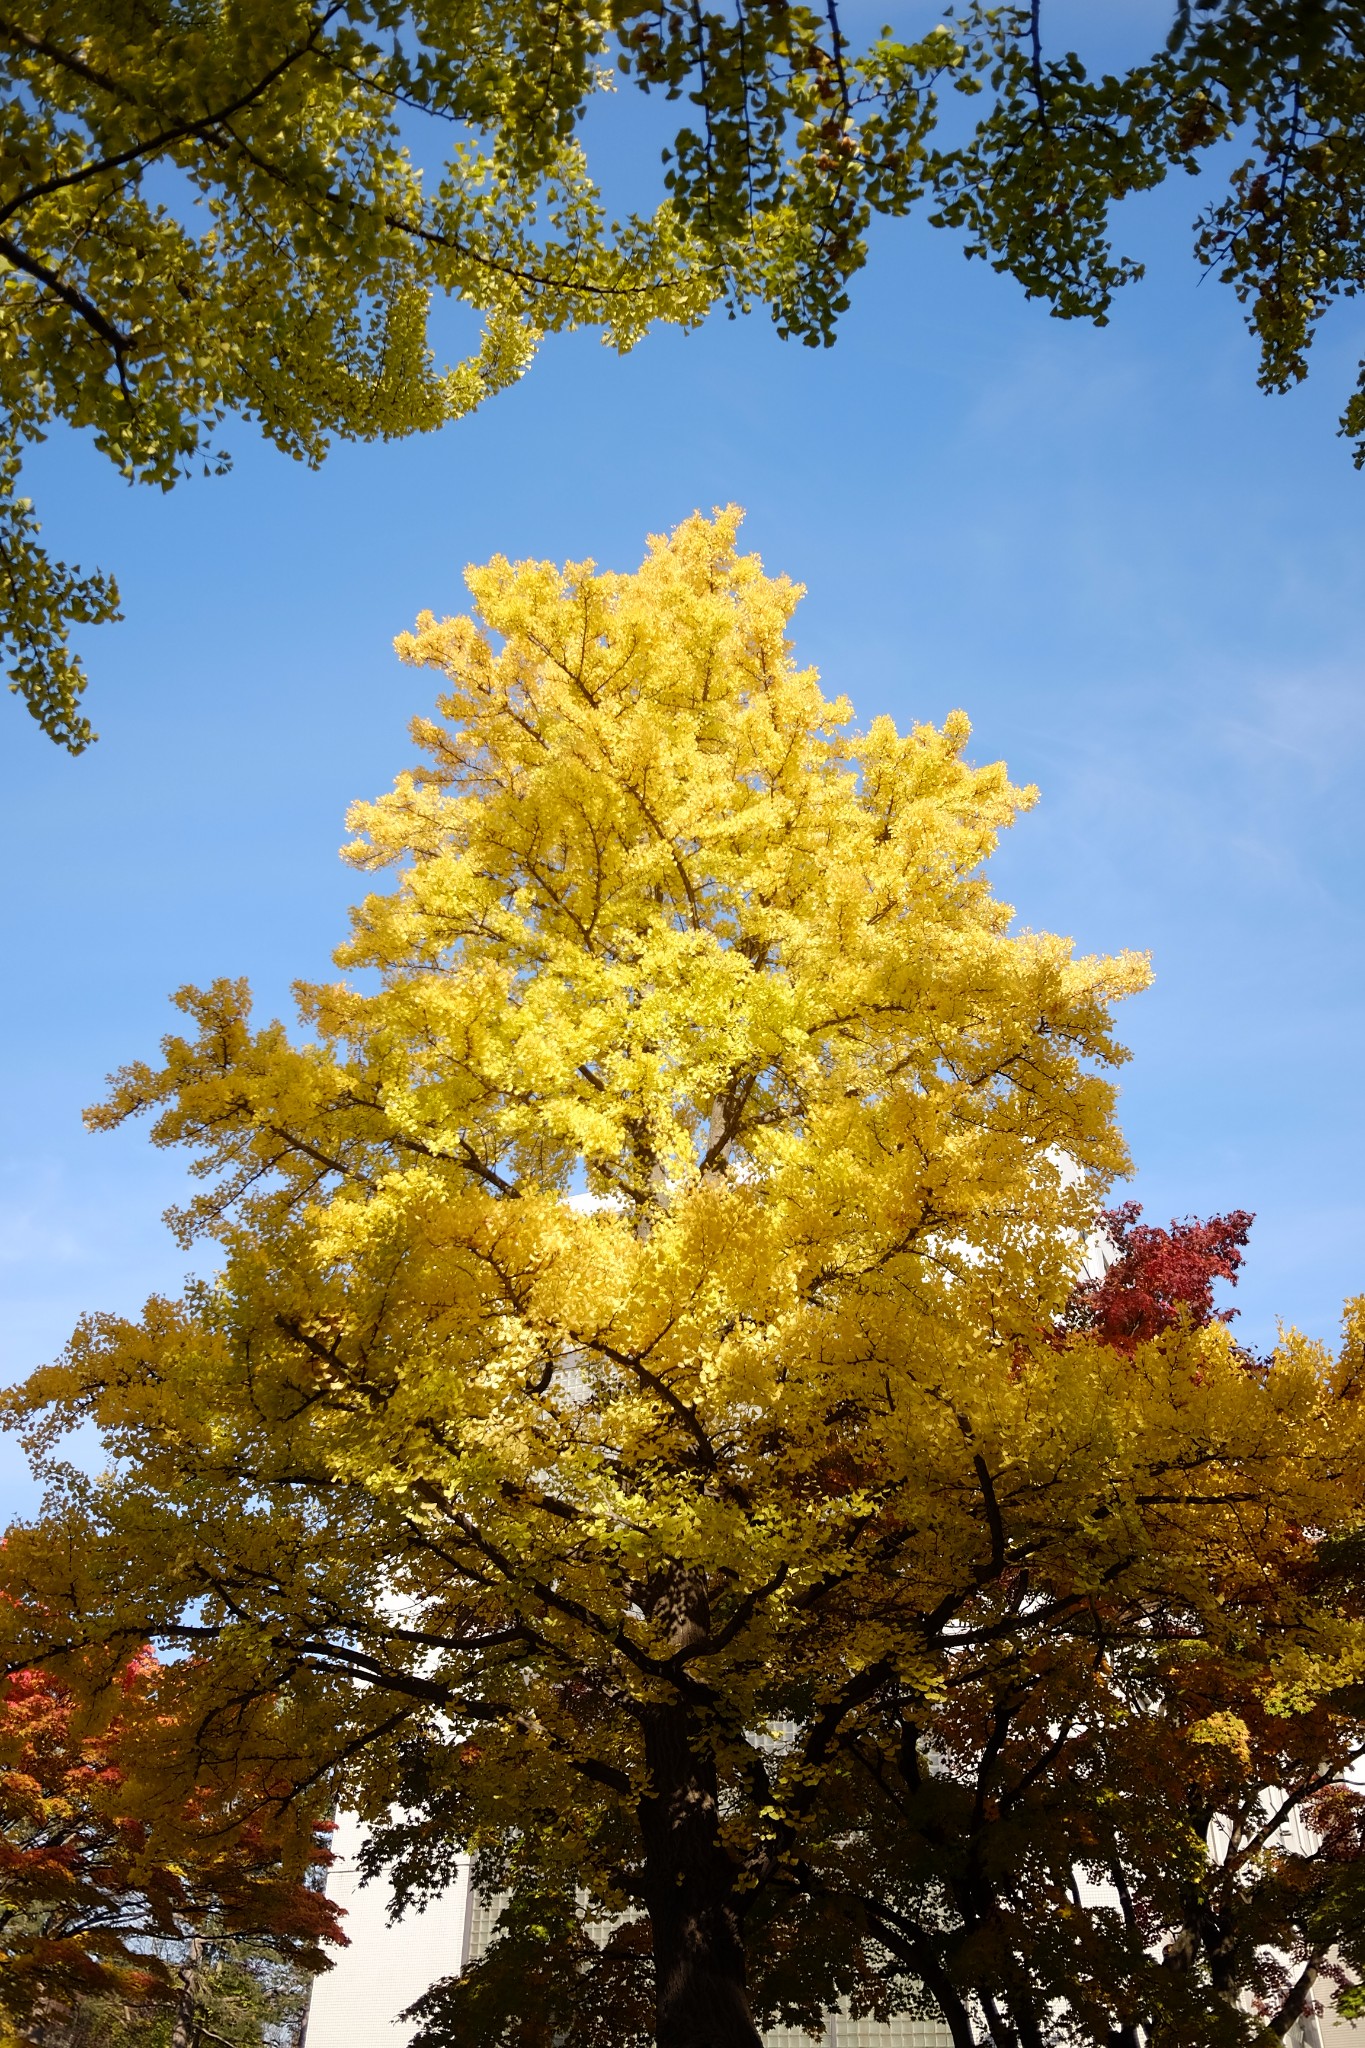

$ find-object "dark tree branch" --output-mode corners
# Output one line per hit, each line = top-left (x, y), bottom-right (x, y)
(0, 232), (134, 360)
(0, 5), (347, 232)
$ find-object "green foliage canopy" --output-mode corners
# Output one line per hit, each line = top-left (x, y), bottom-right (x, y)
(5, 0), (1365, 747)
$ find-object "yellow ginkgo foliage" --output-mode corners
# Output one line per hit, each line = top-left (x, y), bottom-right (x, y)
(6, 512), (1363, 2048)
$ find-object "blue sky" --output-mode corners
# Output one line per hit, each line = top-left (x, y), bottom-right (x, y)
(4, 148), (1365, 1516)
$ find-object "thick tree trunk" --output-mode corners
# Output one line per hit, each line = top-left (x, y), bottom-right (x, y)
(170, 1935), (204, 2048)
(639, 1701), (762, 2048)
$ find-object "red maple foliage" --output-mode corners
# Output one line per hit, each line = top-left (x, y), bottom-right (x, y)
(1065, 1201), (1255, 1352)
(0, 1651), (342, 2038)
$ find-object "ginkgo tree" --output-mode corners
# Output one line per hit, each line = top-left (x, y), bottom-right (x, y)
(744, 1213), (1365, 2048)
(4, 510), (1365, 2048)
(15, 0), (1365, 750)
(402, 1210), (1365, 2048)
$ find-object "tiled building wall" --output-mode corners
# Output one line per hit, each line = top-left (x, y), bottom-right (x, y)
(762, 2018), (950, 2047)
(822, 2019), (953, 2047)
(462, 1883), (502, 1968)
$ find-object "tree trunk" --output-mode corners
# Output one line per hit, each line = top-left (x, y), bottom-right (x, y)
(1270, 1960), (1320, 2040)
(638, 1698), (762, 2048)
(170, 1934), (204, 2048)
(856, 1899), (979, 2048)
(978, 1990), (1017, 2047)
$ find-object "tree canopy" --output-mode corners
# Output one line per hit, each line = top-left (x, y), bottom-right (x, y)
(8, 0), (1365, 748)
(0, 1646), (340, 2047)
(770, 1210), (1365, 2048)
(3, 512), (1365, 2048)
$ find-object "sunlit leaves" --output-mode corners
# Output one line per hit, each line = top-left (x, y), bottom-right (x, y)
(10, 2), (1365, 745)
(4, 513), (1364, 2044)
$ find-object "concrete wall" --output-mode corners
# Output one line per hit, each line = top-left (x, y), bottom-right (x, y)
(304, 1815), (470, 2048)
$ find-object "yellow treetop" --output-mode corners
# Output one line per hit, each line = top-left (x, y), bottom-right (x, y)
(10, 514), (1364, 2048)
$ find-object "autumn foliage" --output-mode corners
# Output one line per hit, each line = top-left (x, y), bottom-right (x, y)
(10, 1), (1365, 748)
(1067, 1202), (1256, 1351)
(3, 513), (1365, 2048)
(0, 1647), (340, 2044)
